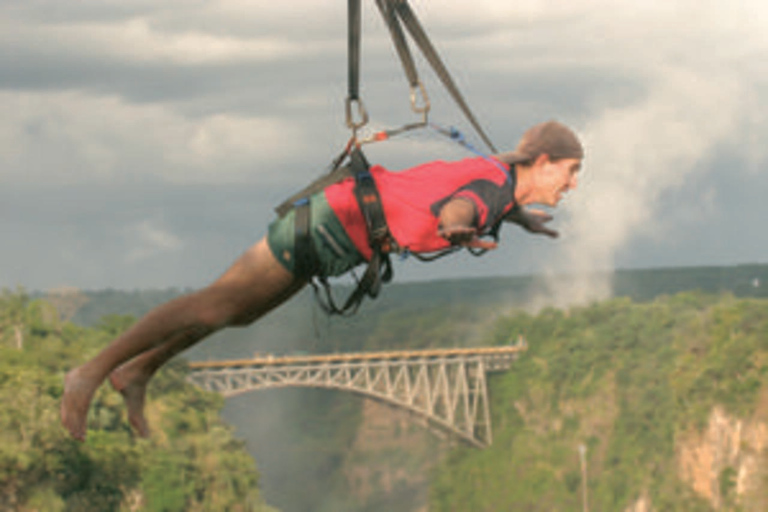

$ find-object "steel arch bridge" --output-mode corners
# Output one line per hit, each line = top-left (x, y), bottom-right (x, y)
(187, 342), (526, 448)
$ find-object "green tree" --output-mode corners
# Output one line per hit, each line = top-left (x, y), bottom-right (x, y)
(0, 287), (31, 350)
(0, 296), (276, 511)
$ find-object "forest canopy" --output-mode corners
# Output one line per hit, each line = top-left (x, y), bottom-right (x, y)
(0, 287), (276, 512)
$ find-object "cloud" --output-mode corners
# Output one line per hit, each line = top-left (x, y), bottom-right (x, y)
(0, 90), (305, 184)
(533, 62), (761, 307)
(1, 15), (333, 67)
(2, 0), (768, 292)
(124, 219), (183, 263)
(444, 0), (768, 308)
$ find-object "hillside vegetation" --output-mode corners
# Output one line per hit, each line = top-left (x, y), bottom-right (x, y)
(0, 288), (276, 512)
(430, 292), (768, 511)
(5, 263), (768, 511)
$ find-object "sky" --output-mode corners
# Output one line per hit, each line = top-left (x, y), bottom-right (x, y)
(2, 0), (767, 303)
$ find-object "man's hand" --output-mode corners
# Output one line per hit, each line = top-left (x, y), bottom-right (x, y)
(505, 207), (559, 238)
(438, 225), (498, 250)
(437, 197), (496, 250)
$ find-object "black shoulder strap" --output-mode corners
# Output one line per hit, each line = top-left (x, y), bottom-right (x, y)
(274, 163), (353, 218)
(350, 150), (392, 251)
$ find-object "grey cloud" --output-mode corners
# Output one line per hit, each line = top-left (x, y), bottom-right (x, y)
(2, 178), (283, 290)
(2, 0), (767, 291)
(616, 155), (768, 269)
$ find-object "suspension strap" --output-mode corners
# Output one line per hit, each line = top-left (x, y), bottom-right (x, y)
(431, 123), (510, 177)
(346, 0), (368, 132)
(376, 0), (417, 89)
(390, 0), (497, 153)
(345, 0), (494, 153)
(374, 0), (430, 120)
(348, 0), (362, 101)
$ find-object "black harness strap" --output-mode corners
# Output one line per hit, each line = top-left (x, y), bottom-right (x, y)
(293, 198), (318, 278)
(350, 149), (392, 252)
(311, 147), (394, 316)
(275, 163), (353, 218)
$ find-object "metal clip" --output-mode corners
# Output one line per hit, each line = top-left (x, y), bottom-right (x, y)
(345, 96), (369, 131)
(409, 80), (430, 120)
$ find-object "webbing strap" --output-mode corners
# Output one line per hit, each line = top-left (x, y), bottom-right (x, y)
(309, 147), (394, 316)
(293, 199), (317, 277)
(348, 0), (362, 100)
(391, 0), (497, 153)
(312, 247), (391, 316)
(345, 0), (493, 150)
(274, 137), (357, 218)
(351, 151), (391, 249)
(274, 164), (353, 218)
(349, 147), (394, 288)
(346, 0), (368, 130)
(375, 0), (419, 89)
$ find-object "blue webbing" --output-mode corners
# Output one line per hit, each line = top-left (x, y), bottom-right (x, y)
(429, 123), (512, 182)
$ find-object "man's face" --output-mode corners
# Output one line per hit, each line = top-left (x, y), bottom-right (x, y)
(534, 157), (582, 206)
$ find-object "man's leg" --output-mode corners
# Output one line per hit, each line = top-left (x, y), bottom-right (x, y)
(108, 327), (213, 437)
(108, 255), (305, 438)
(61, 237), (305, 440)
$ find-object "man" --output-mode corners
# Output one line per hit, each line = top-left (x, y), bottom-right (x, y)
(61, 120), (583, 441)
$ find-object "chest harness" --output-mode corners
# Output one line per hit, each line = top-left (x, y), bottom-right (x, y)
(275, 0), (500, 315)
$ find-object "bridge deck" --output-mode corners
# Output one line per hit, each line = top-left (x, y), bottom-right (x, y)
(188, 343), (526, 370)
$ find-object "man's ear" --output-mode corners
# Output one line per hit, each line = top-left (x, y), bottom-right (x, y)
(533, 153), (551, 167)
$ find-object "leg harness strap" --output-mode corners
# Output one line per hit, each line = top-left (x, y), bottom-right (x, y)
(292, 198), (318, 278)
(296, 147), (395, 316)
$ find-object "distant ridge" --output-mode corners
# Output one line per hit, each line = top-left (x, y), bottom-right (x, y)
(71, 263), (768, 327)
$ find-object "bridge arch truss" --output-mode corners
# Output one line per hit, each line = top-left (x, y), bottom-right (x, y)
(187, 346), (524, 448)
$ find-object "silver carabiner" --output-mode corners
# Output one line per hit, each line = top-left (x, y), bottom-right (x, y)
(345, 96), (370, 132)
(409, 80), (430, 121)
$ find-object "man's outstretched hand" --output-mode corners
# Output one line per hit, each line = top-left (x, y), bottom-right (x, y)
(438, 225), (498, 250)
(506, 207), (559, 238)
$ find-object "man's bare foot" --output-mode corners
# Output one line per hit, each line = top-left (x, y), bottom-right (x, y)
(61, 367), (98, 441)
(109, 370), (151, 438)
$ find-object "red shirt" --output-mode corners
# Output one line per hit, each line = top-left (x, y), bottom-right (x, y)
(324, 156), (516, 260)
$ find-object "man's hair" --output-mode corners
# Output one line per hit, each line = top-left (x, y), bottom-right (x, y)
(498, 120), (584, 166)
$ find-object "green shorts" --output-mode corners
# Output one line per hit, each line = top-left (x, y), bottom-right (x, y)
(267, 192), (365, 279)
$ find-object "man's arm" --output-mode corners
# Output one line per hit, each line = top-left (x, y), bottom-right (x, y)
(437, 198), (498, 250)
